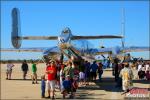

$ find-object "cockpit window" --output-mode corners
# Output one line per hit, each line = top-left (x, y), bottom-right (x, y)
(62, 27), (71, 34)
(63, 30), (69, 34)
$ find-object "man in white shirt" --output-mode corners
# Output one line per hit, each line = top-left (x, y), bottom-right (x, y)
(6, 61), (14, 80)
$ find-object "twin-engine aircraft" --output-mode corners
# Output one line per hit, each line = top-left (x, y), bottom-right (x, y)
(1, 8), (149, 62)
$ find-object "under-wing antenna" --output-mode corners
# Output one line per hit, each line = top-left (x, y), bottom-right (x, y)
(121, 8), (125, 48)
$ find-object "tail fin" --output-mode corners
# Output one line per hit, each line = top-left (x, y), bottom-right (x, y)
(11, 8), (22, 49)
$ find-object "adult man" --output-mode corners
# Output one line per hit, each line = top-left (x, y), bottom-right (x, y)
(45, 60), (57, 99)
(21, 60), (29, 80)
(119, 62), (134, 92)
(90, 61), (98, 81)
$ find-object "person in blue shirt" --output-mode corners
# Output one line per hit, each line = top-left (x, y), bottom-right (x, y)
(41, 75), (46, 98)
(90, 61), (98, 81)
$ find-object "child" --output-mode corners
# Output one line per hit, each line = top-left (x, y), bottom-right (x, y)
(79, 71), (85, 86)
(62, 75), (72, 99)
(41, 75), (46, 98)
(70, 75), (79, 99)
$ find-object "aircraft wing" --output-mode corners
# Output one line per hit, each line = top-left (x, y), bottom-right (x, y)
(71, 35), (123, 40)
(78, 48), (112, 55)
(122, 46), (150, 52)
(1, 46), (60, 54)
(89, 46), (150, 55)
(0, 47), (45, 52)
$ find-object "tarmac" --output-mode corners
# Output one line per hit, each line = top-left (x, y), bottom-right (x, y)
(1, 63), (150, 99)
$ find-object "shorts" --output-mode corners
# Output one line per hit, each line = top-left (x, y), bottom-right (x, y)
(6, 69), (12, 74)
(64, 87), (71, 93)
(32, 72), (37, 75)
(46, 80), (56, 91)
(32, 72), (37, 78)
(23, 71), (27, 74)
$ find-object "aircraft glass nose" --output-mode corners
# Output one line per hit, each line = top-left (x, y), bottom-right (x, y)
(63, 28), (69, 34)
(58, 27), (72, 49)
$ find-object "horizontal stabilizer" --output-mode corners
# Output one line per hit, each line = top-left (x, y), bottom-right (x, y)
(21, 36), (58, 40)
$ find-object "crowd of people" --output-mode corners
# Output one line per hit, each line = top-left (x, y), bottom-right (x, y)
(5, 59), (105, 99)
(5, 57), (150, 99)
(42, 59), (106, 99)
(112, 58), (150, 92)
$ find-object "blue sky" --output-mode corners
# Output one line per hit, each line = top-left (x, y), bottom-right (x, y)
(1, 1), (149, 60)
